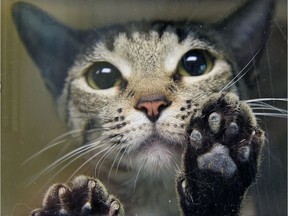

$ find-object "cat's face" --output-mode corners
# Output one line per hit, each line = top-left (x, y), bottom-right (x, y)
(13, 1), (272, 178)
(60, 24), (235, 175)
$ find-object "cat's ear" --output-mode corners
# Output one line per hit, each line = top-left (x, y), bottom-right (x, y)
(12, 2), (84, 98)
(218, 0), (275, 76)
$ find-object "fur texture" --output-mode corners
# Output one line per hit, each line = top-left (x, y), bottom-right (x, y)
(12, 0), (275, 215)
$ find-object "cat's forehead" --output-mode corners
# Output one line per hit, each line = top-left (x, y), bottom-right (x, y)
(73, 27), (218, 78)
(112, 30), (212, 62)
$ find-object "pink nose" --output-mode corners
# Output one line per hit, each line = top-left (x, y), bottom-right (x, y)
(135, 95), (171, 122)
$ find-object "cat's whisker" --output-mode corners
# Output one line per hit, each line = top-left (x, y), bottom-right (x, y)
(246, 98), (288, 118)
(46, 143), (109, 185)
(249, 104), (287, 114)
(58, 136), (115, 178)
(95, 144), (118, 177)
(24, 139), (109, 187)
(224, 65), (255, 92)
(251, 107), (287, 113)
(86, 125), (119, 133)
(67, 145), (112, 182)
(245, 98), (288, 103)
(221, 64), (254, 93)
(22, 140), (66, 166)
(116, 148), (128, 175)
(27, 134), (115, 186)
(133, 161), (145, 192)
(108, 147), (123, 182)
(47, 129), (83, 144)
(273, 19), (288, 42)
(221, 47), (263, 93)
(249, 102), (287, 111)
(22, 129), (83, 165)
(254, 113), (288, 118)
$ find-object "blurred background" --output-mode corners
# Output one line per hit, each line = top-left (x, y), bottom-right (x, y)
(2, 0), (287, 215)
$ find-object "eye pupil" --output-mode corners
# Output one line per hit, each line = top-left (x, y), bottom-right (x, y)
(181, 50), (210, 76)
(86, 62), (122, 89)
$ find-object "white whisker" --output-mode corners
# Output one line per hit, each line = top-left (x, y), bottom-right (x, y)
(67, 145), (112, 182)
(221, 48), (263, 92)
(242, 98), (288, 119)
(108, 147), (123, 182)
(221, 64), (254, 92)
(47, 143), (108, 184)
(254, 113), (288, 118)
(245, 98), (288, 103)
(251, 107), (287, 112)
(95, 145), (118, 177)
(22, 129), (82, 165)
(24, 141), (106, 187)
(133, 161), (145, 192)
(116, 148), (128, 175)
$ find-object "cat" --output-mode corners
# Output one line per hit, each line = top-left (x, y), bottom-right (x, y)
(12, 0), (276, 215)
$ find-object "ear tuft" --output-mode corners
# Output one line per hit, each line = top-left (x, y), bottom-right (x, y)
(12, 2), (83, 98)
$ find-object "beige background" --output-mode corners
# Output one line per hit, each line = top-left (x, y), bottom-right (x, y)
(2, 0), (287, 215)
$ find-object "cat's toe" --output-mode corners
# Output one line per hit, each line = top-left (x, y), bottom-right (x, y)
(71, 176), (123, 216)
(31, 176), (124, 216)
(31, 184), (72, 216)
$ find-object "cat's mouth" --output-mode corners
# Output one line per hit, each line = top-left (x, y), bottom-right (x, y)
(138, 134), (183, 158)
(130, 134), (183, 177)
(139, 133), (182, 153)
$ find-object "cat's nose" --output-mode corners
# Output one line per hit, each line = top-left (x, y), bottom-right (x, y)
(135, 95), (171, 122)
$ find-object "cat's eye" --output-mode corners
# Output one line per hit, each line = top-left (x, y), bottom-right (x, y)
(178, 50), (213, 76)
(85, 62), (122, 89)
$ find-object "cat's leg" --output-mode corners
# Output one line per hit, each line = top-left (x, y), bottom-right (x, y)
(177, 92), (265, 216)
(31, 175), (124, 216)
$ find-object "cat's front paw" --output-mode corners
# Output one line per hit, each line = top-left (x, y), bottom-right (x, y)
(32, 176), (124, 216)
(177, 92), (265, 216)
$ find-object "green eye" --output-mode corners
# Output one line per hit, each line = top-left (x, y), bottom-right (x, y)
(85, 62), (122, 89)
(178, 50), (213, 76)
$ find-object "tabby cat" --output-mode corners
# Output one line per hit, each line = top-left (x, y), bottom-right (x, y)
(13, 0), (275, 215)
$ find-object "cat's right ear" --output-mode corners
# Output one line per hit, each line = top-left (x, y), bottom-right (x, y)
(217, 0), (275, 82)
(12, 2), (84, 99)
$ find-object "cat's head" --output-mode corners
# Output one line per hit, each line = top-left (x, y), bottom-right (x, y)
(12, 0), (274, 177)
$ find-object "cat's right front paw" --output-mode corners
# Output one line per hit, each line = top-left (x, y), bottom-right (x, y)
(31, 176), (124, 216)
(177, 92), (265, 216)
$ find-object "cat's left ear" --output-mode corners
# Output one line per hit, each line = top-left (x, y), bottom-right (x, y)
(218, 0), (275, 77)
(12, 2), (85, 99)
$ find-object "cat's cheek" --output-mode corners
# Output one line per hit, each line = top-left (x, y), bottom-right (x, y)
(69, 78), (120, 112)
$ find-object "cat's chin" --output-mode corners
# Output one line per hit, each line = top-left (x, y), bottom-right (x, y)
(131, 137), (182, 180)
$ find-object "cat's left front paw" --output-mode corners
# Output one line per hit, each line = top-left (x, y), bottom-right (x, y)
(31, 176), (124, 216)
(177, 92), (265, 216)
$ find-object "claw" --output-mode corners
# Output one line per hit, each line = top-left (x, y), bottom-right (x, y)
(109, 200), (121, 216)
(58, 187), (66, 197)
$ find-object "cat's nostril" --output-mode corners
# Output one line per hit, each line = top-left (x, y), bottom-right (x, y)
(135, 95), (171, 122)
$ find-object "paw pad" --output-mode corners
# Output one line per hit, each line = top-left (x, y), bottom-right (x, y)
(189, 129), (203, 149)
(185, 93), (264, 180)
(237, 146), (250, 162)
(197, 144), (237, 178)
(208, 112), (221, 133)
(225, 122), (239, 138)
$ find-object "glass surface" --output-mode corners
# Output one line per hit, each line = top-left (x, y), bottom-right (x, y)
(1, 0), (287, 215)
